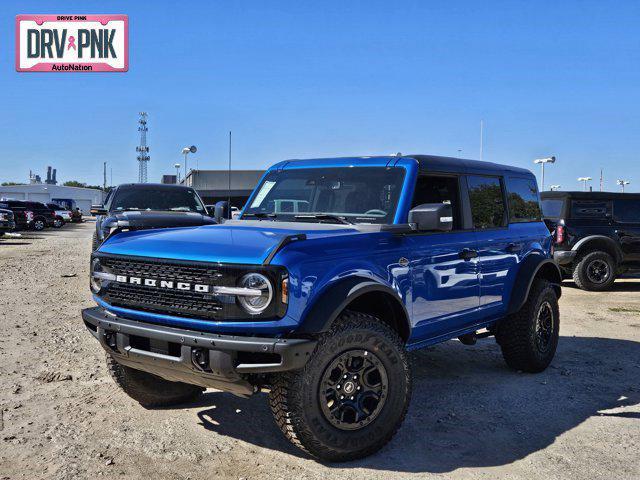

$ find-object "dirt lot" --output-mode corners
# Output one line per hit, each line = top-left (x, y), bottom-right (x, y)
(0, 221), (638, 480)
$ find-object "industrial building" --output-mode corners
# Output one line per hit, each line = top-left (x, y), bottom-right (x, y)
(183, 169), (265, 207)
(0, 184), (106, 214)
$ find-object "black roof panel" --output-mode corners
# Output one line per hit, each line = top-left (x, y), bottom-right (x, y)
(408, 155), (533, 176)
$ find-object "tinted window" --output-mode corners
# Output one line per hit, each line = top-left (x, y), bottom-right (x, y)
(613, 199), (640, 223)
(412, 175), (462, 229)
(541, 199), (564, 218)
(467, 176), (506, 229)
(506, 177), (541, 223)
(111, 188), (205, 212)
(570, 200), (610, 218)
(244, 167), (405, 224)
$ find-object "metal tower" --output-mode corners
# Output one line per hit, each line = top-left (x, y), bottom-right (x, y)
(136, 112), (150, 183)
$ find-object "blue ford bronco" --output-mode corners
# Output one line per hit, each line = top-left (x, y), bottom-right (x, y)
(82, 155), (561, 461)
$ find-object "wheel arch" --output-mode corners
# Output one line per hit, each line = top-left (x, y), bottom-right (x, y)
(296, 277), (411, 342)
(572, 235), (622, 264)
(507, 256), (562, 315)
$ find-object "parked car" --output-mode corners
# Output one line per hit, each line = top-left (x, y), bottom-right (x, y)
(0, 200), (54, 231)
(70, 208), (84, 223)
(83, 155), (561, 462)
(541, 190), (640, 290)
(0, 208), (15, 237)
(46, 202), (72, 228)
(90, 183), (216, 250)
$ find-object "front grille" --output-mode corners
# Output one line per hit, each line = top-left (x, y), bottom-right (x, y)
(97, 254), (285, 321)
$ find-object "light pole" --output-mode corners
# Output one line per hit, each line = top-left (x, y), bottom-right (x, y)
(533, 156), (556, 191)
(549, 184), (561, 191)
(174, 163), (181, 183)
(181, 145), (197, 183)
(578, 177), (592, 191)
(617, 179), (630, 192)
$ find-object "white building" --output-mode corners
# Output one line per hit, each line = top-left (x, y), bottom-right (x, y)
(0, 184), (106, 213)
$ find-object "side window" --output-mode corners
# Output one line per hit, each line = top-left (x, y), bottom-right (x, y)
(506, 177), (541, 223)
(613, 199), (640, 223)
(411, 175), (462, 230)
(467, 176), (506, 229)
(570, 200), (611, 218)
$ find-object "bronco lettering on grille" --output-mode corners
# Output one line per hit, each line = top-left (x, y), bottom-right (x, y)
(115, 275), (211, 293)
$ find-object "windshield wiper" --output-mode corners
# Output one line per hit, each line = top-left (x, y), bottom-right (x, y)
(242, 212), (278, 219)
(294, 214), (353, 225)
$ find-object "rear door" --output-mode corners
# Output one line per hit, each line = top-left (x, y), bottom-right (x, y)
(408, 174), (481, 339)
(612, 198), (640, 263)
(466, 175), (519, 315)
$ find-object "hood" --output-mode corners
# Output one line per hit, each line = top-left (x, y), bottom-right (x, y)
(108, 210), (216, 229)
(98, 220), (364, 264)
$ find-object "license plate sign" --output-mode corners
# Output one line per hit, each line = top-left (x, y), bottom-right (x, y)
(16, 15), (128, 72)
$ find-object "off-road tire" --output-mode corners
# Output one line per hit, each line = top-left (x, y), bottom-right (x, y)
(496, 279), (559, 373)
(269, 311), (411, 462)
(573, 250), (616, 291)
(106, 355), (203, 408)
(91, 231), (99, 251)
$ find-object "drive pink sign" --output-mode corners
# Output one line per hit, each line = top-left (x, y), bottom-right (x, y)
(16, 15), (128, 72)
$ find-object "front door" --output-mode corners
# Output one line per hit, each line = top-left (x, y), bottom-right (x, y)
(408, 175), (481, 340)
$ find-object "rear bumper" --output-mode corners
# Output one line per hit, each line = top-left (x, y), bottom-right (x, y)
(553, 250), (576, 266)
(82, 307), (316, 397)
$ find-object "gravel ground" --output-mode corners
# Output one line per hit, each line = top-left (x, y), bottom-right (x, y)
(0, 222), (638, 480)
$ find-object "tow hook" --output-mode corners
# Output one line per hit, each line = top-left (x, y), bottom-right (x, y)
(191, 348), (212, 372)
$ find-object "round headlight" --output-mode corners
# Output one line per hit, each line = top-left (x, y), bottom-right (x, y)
(238, 273), (273, 314)
(90, 258), (102, 293)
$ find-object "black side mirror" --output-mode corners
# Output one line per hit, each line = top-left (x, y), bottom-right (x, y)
(408, 203), (453, 232)
(214, 201), (230, 223)
(90, 204), (107, 216)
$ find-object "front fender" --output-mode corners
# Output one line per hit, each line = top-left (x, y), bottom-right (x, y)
(506, 255), (561, 315)
(296, 276), (410, 336)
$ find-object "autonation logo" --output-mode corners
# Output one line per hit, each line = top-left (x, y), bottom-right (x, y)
(16, 14), (128, 72)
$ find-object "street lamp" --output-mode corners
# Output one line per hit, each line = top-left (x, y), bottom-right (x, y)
(549, 185), (561, 191)
(578, 177), (592, 191)
(174, 163), (181, 183)
(617, 179), (630, 193)
(533, 156), (556, 191)
(181, 145), (197, 183)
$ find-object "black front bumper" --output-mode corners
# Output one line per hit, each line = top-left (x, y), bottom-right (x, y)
(82, 307), (316, 397)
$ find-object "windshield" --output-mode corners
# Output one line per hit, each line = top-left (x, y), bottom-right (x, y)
(541, 199), (565, 219)
(111, 188), (206, 213)
(243, 167), (406, 224)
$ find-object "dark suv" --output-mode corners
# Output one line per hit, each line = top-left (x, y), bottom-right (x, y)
(0, 200), (54, 231)
(91, 183), (216, 250)
(83, 155), (561, 461)
(541, 191), (640, 290)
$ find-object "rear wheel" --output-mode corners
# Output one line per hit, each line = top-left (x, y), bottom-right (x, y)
(269, 311), (411, 462)
(106, 355), (203, 408)
(496, 279), (559, 373)
(53, 217), (64, 228)
(573, 250), (616, 291)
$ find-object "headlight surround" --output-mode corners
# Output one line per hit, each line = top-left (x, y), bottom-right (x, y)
(90, 258), (103, 293)
(237, 273), (273, 315)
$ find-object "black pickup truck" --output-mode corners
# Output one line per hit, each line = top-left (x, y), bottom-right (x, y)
(541, 191), (640, 291)
(0, 208), (15, 236)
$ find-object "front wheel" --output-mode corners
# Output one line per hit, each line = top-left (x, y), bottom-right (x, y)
(269, 311), (411, 462)
(33, 218), (46, 231)
(106, 355), (203, 408)
(53, 218), (64, 228)
(496, 279), (559, 373)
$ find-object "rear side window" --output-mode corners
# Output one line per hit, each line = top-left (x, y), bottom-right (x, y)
(541, 199), (564, 218)
(570, 200), (611, 218)
(613, 199), (640, 223)
(467, 176), (506, 229)
(506, 177), (541, 223)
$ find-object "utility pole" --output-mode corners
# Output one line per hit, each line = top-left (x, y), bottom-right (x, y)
(103, 162), (107, 190)
(228, 131), (232, 208)
(136, 112), (150, 183)
(600, 168), (603, 192)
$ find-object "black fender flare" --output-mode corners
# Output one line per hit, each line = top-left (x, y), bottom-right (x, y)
(571, 235), (623, 263)
(507, 256), (562, 315)
(296, 276), (411, 339)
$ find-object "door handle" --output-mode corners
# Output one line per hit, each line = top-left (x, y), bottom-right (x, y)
(505, 243), (521, 253)
(458, 248), (478, 260)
